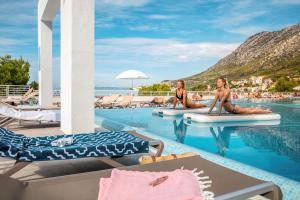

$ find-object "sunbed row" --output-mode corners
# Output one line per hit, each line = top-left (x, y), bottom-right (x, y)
(2, 88), (39, 106)
(95, 94), (174, 108)
(0, 101), (60, 128)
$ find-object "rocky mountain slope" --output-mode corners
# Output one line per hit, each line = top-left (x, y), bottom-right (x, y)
(184, 23), (300, 85)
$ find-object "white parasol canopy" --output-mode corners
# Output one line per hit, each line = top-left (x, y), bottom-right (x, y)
(116, 69), (149, 89)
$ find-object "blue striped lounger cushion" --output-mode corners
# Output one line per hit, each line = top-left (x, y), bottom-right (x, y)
(0, 128), (149, 161)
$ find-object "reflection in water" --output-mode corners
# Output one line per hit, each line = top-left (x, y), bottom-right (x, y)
(209, 127), (233, 156)
(100, 119), (125, 131)
(173, 119), (187, 143)
(237, 126), (300, 163)
(207, 124), (300, 163)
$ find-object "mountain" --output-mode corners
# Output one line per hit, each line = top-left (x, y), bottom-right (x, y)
(184, 23), (300, 86)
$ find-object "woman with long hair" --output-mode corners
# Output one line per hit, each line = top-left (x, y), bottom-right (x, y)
(208, 77), (272, 114)
(173, 80), (207, 109)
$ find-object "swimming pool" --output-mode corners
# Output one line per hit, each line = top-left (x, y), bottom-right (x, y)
(95, 99), (300, 182)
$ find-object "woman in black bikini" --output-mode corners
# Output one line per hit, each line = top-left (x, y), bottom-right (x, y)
(208, 77), (272, 115)
(173, 80), (207, 109)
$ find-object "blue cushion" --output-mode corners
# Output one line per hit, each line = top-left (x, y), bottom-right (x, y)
(0, 128), (149, 161)
(0, 128), (26, 159)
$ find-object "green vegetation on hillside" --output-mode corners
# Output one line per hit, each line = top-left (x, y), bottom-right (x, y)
(190, 84), (207, 91)
(0, 55), (30, 85)
(270, 77), (300, 92)
(139, 84), (171, 92)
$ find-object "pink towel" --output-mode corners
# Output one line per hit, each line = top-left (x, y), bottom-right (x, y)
(98, 169), (203, 200)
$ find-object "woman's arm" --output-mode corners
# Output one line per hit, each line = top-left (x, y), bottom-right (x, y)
(182, 90), (187, 109)
(173, 93), (177, 109)
(218, 89), (230, 114)
(208, 92), (218, 113)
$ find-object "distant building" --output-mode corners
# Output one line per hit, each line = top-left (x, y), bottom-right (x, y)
(207, 85), (211, 91)
(249, 76), (264, 85)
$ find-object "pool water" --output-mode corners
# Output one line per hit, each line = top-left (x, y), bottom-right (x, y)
(95, 99), (300, 182)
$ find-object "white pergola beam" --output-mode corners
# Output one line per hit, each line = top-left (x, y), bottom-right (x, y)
(38, 0), (60, 21)
(38, 0), (59, 107)
(38, 0), (95, 133)
(60, 0), (95, 133)
(38, 20), (53, 107)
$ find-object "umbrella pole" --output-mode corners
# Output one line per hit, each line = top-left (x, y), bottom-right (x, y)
(132, 80), (134, 90)
(131, 79), (134, 95)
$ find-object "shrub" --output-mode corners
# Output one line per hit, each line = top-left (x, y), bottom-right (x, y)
(190, 84), (207, 91)
(271, 77), (300, 92)
(0, 55), (30, 85)
(139, 84), (171, 92)
(30, 81), (39, 90)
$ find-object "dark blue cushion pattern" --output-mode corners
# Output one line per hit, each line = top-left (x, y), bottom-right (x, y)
(0, 128), (149, 161)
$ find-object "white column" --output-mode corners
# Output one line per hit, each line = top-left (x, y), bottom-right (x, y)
(60, 0), (95, 133)
(38, 19), (53, 107)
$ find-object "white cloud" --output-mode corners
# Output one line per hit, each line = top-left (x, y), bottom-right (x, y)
(95, 37), (239, 64)
(226, 26), (267, 36)
(92, 37), (240, 86)
(127, 24), (171, 32)
(98, 0), (151, 7)
(271, 0), (300, 5)
(206, 10), (267, 27)
(201, 0), (269, 36)
(147, 14), (178, 20)
(0, 38), (32, 46)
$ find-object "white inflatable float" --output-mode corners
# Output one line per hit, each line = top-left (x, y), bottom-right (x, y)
(183, 113), (281, 123)
(152, 107), (211, 116)
(184, 119), (281, 127)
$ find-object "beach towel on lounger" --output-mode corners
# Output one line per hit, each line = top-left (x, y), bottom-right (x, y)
(0, 128), (149, 161)
(98, 169), (204, 200)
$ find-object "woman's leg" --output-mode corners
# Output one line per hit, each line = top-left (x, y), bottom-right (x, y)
(187, 102), (207, 109)
(235, 105), (271, 114)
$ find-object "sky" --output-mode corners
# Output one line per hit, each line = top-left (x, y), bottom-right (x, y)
(0, 0), (299, 88)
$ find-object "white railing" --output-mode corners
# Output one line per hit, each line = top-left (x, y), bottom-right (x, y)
(0, 85), (60, 98)
(0, 85), (30, 97)
(0, 85), (296, 99)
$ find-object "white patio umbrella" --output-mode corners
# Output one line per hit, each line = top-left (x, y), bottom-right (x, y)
(293, 86), (300, 91)
(116, 69), (149, 89)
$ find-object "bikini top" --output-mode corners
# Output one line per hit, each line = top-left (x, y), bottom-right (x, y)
(218, 96), (231, 103)
(176, 89), (184, 100)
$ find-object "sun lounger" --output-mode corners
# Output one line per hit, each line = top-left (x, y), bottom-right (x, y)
(112, 96), (133, 108)
(0, 156), (282, 200)
(2, 88), (38, 105)
(151, 97), (166, 107)
(131, 96), (155, 107)
(0, 102), (60, 127)
(95, 94), (120, 108)
(0, 128), (163, 177)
